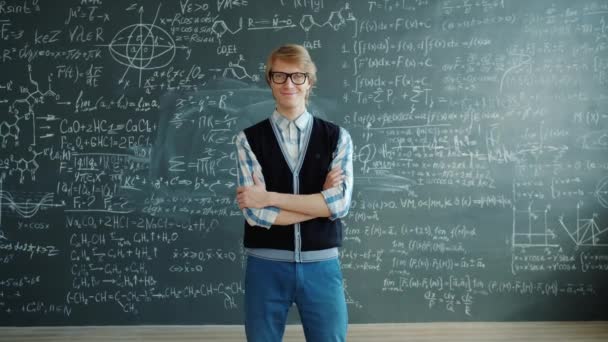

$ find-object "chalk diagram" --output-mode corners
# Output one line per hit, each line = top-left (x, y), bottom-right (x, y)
(513, 201), (608, 248)
(342, 278), (363, 309)
(1, 65), (60, 148)
(299, 4), (356, 33)
(208, 4), (355, 44)
(208, 55), (260, 82)
(1, 148), (42, 184)
(244, 4), (356, 34)
(0, 177), (63, 229)
(103, 5), (188, 87)
(512, 204), (559, 248)
(210, 18), (243, 45)
(558, 201), (608, 247)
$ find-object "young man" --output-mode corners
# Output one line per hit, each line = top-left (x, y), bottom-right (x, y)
(235, 44), (354, 341)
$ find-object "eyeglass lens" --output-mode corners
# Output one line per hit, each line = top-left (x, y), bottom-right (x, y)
(271, 72), (307, 85)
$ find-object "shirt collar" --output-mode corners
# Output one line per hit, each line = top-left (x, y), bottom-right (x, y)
(271, 109), (311, 132)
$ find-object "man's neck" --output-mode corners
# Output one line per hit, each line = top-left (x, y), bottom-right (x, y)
(275, 107), (306, 121)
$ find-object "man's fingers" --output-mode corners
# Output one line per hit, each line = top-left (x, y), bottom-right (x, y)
(330, 168), (343, 179)
(252, 174), (261, 185)
(323, 167), (344, 190)
(332, 175), (345, 187)
(330, 174), (344, 183)
(237, 195), (246, 209)
(326, 170), (340, 182)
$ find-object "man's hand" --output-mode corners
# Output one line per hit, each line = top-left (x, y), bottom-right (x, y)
(237, 174), (270, 209)
(237, 167), (342, 217)
(323, 166), (344, 190)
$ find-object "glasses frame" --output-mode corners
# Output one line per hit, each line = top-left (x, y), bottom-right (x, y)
(269, 71), (309, 85)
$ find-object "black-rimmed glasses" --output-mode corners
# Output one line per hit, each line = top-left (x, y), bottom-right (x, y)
(269, 71), (309, 85)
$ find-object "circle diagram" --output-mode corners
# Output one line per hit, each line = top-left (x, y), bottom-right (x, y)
(108, 23), (176, 70)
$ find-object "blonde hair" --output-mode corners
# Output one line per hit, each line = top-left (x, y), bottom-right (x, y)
(265, 44), (317, 102)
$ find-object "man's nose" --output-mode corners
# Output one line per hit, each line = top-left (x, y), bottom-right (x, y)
(283, 77), (297, 87)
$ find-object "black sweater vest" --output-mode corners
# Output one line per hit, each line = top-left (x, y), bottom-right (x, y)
(242, 116), (343, 251)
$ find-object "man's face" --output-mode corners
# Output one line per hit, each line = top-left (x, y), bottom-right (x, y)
(269, 59), (311, 116)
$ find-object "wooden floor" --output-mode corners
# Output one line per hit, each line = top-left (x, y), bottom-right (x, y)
(1, 322), (607, 341)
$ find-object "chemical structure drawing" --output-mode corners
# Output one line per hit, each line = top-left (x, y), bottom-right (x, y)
(299, 4), (356, 33)
(208, 55), (260, 82)
(2, 65), (59, 147)
(244, 4), (356, 34)
(558, 202), (608, 247)
(0, 148), (43, 184)
(0, 115), (21, 148)
(211, 17), (243, 44)
(103, 5), (189, 87)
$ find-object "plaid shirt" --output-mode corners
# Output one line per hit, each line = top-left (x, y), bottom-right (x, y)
(236, 110), (353, 228)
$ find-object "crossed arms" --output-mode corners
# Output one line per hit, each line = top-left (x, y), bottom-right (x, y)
(235, 129), (353, 228)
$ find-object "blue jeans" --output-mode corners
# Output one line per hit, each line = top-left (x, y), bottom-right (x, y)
(245, 255), (348, 342)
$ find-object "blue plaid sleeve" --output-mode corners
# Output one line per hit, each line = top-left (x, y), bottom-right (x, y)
(321, 128), (354, 220)
(236, 131), (279, 228)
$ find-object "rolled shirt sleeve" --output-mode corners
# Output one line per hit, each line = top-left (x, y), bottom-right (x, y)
(321, 128), (354, 220)
(235, 131), (279, 228)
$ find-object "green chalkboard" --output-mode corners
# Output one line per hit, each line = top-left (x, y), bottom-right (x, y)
(1, 0), (607, 326)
